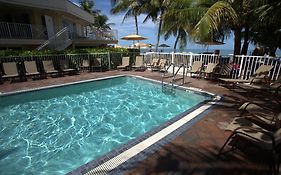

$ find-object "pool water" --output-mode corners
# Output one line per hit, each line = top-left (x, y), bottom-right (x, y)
(0, 76), (210, 175)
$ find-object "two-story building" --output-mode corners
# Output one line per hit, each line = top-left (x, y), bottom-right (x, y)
(0, 0), (118, 50)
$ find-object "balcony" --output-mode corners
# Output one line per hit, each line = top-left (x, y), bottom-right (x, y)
(0, 22), (47, 39)
(0, 22), (118, 48)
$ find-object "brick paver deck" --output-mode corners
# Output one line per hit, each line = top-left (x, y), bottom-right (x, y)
(1, 70), (280, 175)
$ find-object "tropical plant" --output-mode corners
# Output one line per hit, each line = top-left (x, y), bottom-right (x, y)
(111, 0), (146, 35)
(93, 15), (115, 30)
(142, 0), (170, 51)
(79, 0), (101, 16)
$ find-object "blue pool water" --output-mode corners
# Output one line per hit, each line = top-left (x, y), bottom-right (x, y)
(0, 76), (210, 175)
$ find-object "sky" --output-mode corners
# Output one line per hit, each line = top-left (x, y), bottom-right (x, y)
(72, 0), (253, 52)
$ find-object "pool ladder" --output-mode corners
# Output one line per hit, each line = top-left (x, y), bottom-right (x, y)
(161, 63), (186, 91)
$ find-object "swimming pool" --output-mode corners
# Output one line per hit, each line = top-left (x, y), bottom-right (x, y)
(0, 76), (213, 175)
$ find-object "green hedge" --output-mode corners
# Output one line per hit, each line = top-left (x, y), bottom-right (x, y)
(0, 48), (140, 57)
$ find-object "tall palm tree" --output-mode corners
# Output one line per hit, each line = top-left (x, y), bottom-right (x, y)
(80, 0), (94, 14)
(161, 0), (195, 51)
(93, 15), (115, 30)
(192, 0), (267, 55)
(143, 0), (169, 52)
(161, 0), (232, 52)
(111, 0), (145, 35)
(80, 0), (101, 16)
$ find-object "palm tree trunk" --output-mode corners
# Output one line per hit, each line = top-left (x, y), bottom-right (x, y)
(241, 25), (249, 55)
(134, 15), (139, 35)
(155, 10), (163, 52)
(173, 32), (180, 52)
(233, 27), (242, 55)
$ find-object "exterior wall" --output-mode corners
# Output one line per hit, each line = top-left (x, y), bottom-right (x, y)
(0, 0), (95, 24)
(0, 3), (88, 35)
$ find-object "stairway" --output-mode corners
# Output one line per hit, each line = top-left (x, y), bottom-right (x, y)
(37, 27), (72, 51)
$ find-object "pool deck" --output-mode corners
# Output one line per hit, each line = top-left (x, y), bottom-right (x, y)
(1, 70), (280, 175)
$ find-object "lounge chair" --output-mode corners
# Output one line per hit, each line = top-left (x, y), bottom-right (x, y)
(151, 58), (167, 72)
(80, 59), (91, 72)
(202, 63), (218, 79)
(2, 62), (19, 82)
(42, 60), (59, 77)
(237, 76), (281, 95)
(117, 57), (130, 70)
(238, 102), (281, 130)
(132, 56), (145, 71)
(92, 58), (102, 72)
(60, 59), (77, 75)
(219, 117), (281, 175)
(219, 64), (274, 86)
(216, 63), (232, 78)
(24, 61), (40, 79)
(158, 58), (167, 72)
(186, 61), (203, 78)
(150, 58), (160, 71)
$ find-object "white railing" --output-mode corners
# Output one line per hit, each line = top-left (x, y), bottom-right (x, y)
(144, 52), (281, 80)
(82, 28), (118, 41)
(37, 27), (72, 51)
(0, 22), (47, 39)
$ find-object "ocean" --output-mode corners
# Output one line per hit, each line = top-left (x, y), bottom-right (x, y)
(140, 48), (281, 56)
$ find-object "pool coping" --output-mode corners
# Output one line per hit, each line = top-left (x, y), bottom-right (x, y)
(0, 75), (221, 175)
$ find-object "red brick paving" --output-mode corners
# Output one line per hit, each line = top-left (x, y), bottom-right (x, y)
(1, 70), (280, 175)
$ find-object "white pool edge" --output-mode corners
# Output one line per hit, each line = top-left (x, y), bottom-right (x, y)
(85, 97), (219, 175)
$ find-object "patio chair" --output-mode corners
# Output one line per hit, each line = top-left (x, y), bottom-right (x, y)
(60, 59), (77, 75)
(158, 58), (167, 72)
(202, 62), (218, 79)
(117, 57), (130, 70)
(80, 59), (91, 72)
(219, 117), (281, 175)
(186, 61), (203, 78)
(150, 58), (160, 71)
(92, 58), (102, 72)
(237, 76), (281, 95)
(24, 61), (40, 79)
(219, 64), (274, 87)
(2, 62), (19, 82)
(42, 60), (59, 77)
(238, 102), (281, 131)
(132, 56), (145, 71)
(216, 63), (232, 78)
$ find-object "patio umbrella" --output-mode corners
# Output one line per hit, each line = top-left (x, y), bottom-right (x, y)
(121, 34), (147, 40)
(121, 34), (147, 46)
(134, 42), (150, 48)
(158, 43), (170, 52)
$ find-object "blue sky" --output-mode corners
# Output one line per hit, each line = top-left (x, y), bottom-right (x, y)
(72, 0), (252, 52)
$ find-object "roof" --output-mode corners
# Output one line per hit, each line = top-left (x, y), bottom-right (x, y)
(0, 0), (95, 24)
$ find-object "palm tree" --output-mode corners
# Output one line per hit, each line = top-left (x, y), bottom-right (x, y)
(80, 0), (101, 16)
(80, 0), (94, 14)
(143, 0), (169, 52)
(192, 0), (268, 55)
(111, 0), (145, 35)
(161, 0), (195, 51)
(161, 0), (232, 52)
(93, 15), (115, 30)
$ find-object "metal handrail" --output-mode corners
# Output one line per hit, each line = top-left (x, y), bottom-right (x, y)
(37, 27), (71, 51)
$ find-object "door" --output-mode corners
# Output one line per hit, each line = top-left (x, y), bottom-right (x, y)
(44, 15), (55, 38)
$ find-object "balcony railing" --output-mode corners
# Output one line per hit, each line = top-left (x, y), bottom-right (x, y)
(0, 22), (47, 39)
(72, 28), (118, 41)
